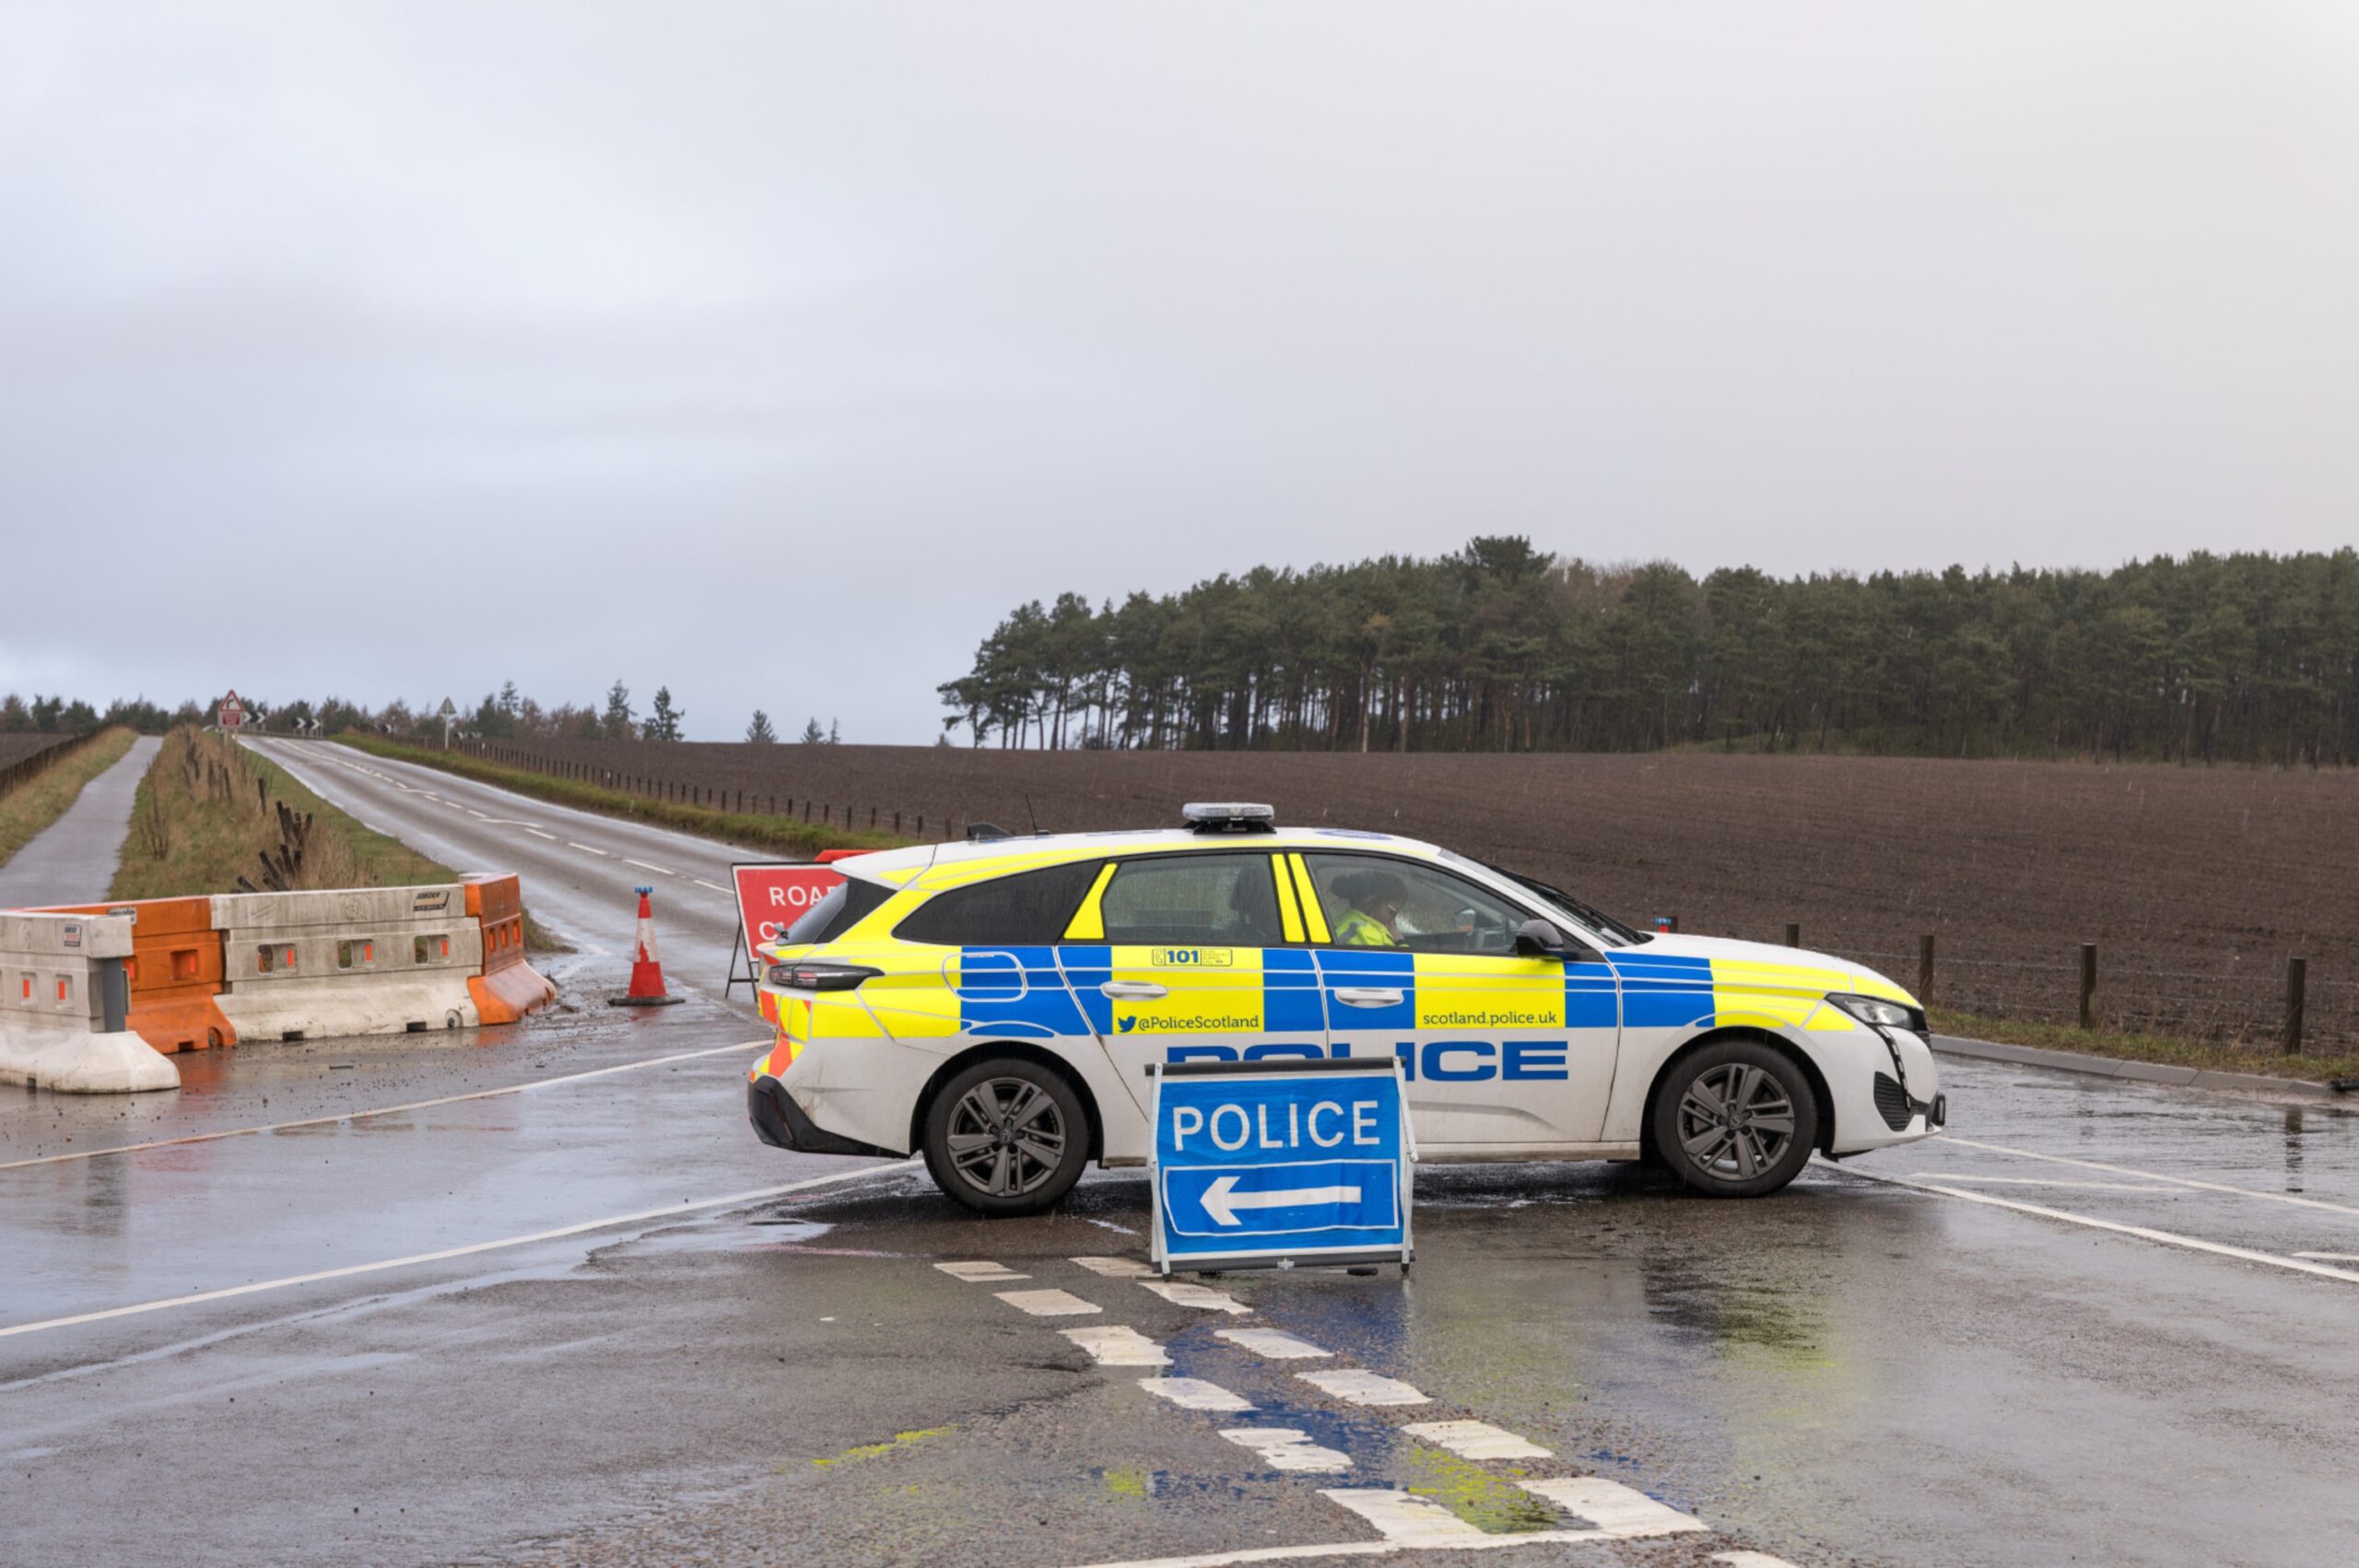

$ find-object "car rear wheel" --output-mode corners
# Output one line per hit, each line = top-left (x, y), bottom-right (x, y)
(1652, 1039), (1819, 1198)
(922, 1059), (1089, 1217)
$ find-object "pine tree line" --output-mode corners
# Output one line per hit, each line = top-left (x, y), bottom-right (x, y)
(937, 538), (2359, 763)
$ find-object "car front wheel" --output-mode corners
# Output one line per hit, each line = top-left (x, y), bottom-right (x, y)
(1652, 1039), (1820, 1198)
(922, 1059), (1090, 1217)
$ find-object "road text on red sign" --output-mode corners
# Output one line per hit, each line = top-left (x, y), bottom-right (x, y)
(731, 862), (845, 960)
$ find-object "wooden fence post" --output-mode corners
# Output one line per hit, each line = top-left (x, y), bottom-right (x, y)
(1919, 933), (1935, 1004)
(2078, 942), (2097, 1030)
(2284, 956), (2307, 1056)
(1783, 922), (1800, 947)
(894, 811), (902, 833)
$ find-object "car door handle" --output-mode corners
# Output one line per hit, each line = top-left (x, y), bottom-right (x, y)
(1101, 981), (1168, 1000)
(1333, 988), (1404, 1008)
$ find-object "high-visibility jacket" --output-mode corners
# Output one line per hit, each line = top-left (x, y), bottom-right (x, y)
(1333, 908), (1398, 948)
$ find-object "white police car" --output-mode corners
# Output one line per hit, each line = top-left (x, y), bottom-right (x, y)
(748, 804), (1944, 1215)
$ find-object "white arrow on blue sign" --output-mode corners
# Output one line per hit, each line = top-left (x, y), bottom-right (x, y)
(1149, 1057), (1414, 1274)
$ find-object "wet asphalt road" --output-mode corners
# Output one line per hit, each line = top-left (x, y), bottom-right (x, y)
(6, 745), (2358, 1564)
(0, 733), (159, 907)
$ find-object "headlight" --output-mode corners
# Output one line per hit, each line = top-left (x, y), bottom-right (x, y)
(766, 962), (880, 992)
(1826, 992), (1926, 1033)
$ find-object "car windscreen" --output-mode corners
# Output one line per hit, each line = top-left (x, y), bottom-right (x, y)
(782, 876), (894, 946)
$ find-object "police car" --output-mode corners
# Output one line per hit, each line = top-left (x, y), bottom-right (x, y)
(747, 804), (1944, 1216)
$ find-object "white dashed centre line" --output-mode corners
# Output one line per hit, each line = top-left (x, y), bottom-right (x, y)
(936, 1261), (1027, 1281)
(1062, 1326), (1169, 1366)
(1139, 1376), (1254, 1412)
(1402, 1420), (1551, 1460)
(1297, 1369), (1429, 1407)
(1072, 1256), (1156, 1278)
(995, 1289), (1101, 1317)
(523, 828), (557, 840)
(623, 859), (675, 876)
(1216, 1328), (1332, 1360)
(1139, 1281), (1250, 1314)
(691, 878), (729, 893)
(569, 843), (608, 856)
(1218, 1428), (1352, 1473)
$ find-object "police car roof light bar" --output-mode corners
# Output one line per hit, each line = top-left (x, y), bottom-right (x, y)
(1181, 802), (1276, 835)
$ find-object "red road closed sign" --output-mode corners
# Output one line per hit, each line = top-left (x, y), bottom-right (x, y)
(731, 862), (846, 961)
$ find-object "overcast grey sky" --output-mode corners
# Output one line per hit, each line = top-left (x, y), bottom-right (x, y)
(5, 3), (2356, 741)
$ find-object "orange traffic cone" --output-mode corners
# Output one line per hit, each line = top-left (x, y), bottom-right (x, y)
(610, 886), (684, 1008)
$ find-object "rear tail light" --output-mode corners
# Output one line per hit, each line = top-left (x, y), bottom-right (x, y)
(766, 962), (881, 992)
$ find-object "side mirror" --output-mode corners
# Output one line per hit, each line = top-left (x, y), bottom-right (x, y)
(1515, 919), (1590, 961)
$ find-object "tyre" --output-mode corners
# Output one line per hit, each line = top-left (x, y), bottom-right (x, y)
(1651, 1038), (1820, 1198)
(921, 1059), (1090, 1217)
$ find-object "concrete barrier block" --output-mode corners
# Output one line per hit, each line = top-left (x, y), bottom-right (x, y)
(0, 1021), (180, 1093)
(0, 912), (175, 1093)
(215, 975), (480, 1044)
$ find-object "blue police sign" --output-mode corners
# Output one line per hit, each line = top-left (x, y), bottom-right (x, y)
(1149, 1056), (1414, 1274)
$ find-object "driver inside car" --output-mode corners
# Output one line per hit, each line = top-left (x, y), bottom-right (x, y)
(1331, 867), (1408, 947)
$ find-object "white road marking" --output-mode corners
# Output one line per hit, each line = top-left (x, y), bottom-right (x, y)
(1517, 1477), (1709, 1537)
(0, 1161), (916, 1340)
(935, 1261), (1027, 1281)
(1402, 1420), (1551, 1460)
(623, 859), (675, 876)
(1907, 1174), (2183, 1193)
(1297, 1369), (1430, 1406)
(1062, 1326), (1169, 1366)
(465, 809), (490, 819)
(1073, 1255), (1156, 1278)
(1139, 1281), (1251, 1314)
(1218, 1427), (1351, 1472)
(569, 843), (609, 856)
(1713, 1553), (1807, 1567)
(691, 878), (729, 893)
(1139, 1376), (1254, 1412)
(1845, 1168), (2359, 1285)
(523, 828), (557, 841)
(1320, 1490), (1487, 1544)
(1216, 1328), (1332, 1360)
(0, 1041), (770, 1170)
(995, 1289), (1102, 1317)
(1935, 1134), (2359, 1221)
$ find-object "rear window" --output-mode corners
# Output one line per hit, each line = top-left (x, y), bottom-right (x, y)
(783, 877), (894, 946)
(894, 860), (1103, 946)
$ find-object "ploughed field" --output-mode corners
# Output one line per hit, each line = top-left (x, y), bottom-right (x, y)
(473, 738), (2359, 1049)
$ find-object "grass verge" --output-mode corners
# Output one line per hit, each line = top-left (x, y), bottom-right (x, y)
(334, 733), (904, 859)
(111, 729), (456, 900)
(0, 727), (138, 871)
(1929, 1006), (2359, 1084)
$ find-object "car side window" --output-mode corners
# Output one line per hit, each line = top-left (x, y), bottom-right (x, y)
(1098, 853), (1285, 948)
(894, 860), (1104, 946)
(1301, 854), (1528, 957)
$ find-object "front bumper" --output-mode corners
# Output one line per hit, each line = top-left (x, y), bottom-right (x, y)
(747, 1076), (898, 1158)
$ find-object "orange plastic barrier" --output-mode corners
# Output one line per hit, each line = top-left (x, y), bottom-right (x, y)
(463, 873), (557, 1024)
(44, 897), (235, 1054)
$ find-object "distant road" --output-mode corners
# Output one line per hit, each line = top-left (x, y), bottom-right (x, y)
(0, 734), (159, 907)
(242, 736), (773, 1009)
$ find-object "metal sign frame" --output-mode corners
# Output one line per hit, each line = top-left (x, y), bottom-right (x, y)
(1147, 1055), (1415, 1277)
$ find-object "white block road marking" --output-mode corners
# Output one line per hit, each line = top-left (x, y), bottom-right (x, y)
(1909, 1173), (2180, 1193)
(1842, 1168), (2359, 1286)
(1140, 1376), (1254, 1412)
(0, 1161), (917, 1340)
(1320, 1490), (1487, 1545)
(1073, 1255), (1156, 1278)
(1518, 1477), (1708, 1539)
(1140, 1281), (1250, 1314)
(0, 1040), (771, 1171)
(1297, 1369), (1429, 1406)
(1937, 1134), (2359, 1221)
(1402, 1420), (1550, 1460)
(569, 843), (609, 856)
(1062, 1326), (1170, 1366)
(996, 1289), (1102, 1316)
(1218, 1427), (1352, 1472)
(935, 1260), (1027, 1281)
(624, 859), (675, 876)
(1713, 1553), (1807, 1567)
(1216, 1328), (1332, 1360)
